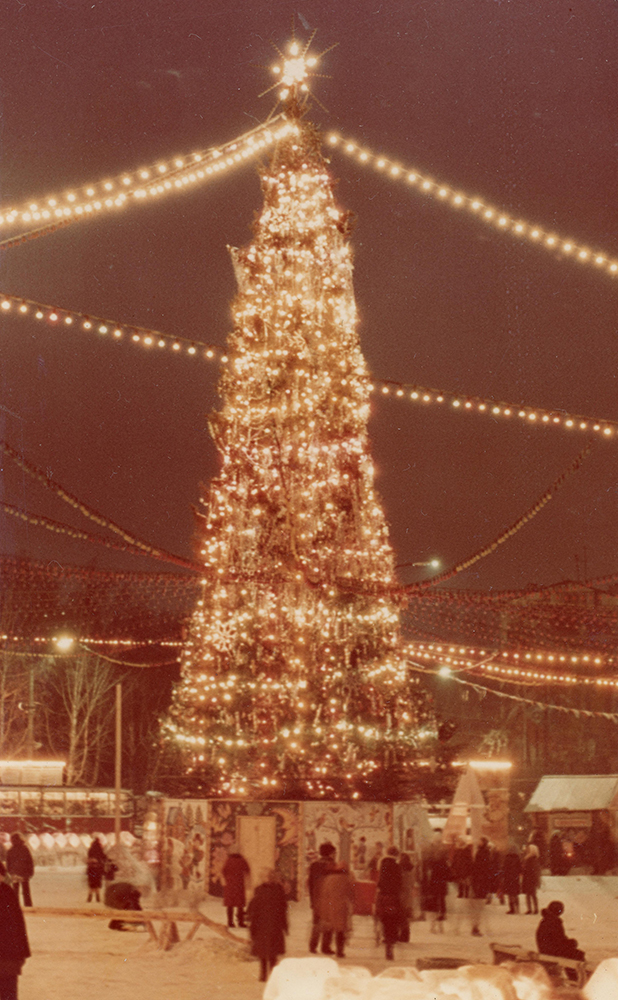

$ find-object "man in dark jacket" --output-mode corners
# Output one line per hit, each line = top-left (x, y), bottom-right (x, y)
(6, 836), (34, 909)
(0, 860), (30, 999)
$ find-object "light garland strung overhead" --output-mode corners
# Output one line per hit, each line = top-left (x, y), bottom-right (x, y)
(2, 291), (617, 441)
(0, 116), (294, 249)
(375, 378), (618, 440)
(328, 133), (618, 279)
(1, 500), (199, 571)
(406, 640), (618, 685)
(0, 291), (228, 360)
(0, 633), (182, 649)
(403, 442), (593, 591)
(0, 439), (201, 572)
(431, 670), (618, 722)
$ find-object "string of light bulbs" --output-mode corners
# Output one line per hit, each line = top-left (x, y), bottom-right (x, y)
(0, 116), (293, 249)
(0, 439), (201, 572)
(404, 441), (593, 591)
(0, 634), (182, 649)
(0, 290), (227, 360)
(375, 378), (618, 440)
(407, 661), (618, 721)
(0, 643), (178, 669)
(328, 132), (618, 279)
(2, 290), (617, 441)
(1, 501), (199, 571)
(406, 641), (618, 685)
(0, 433), (595, 596)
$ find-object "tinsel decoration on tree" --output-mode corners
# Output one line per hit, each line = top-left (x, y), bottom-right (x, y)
(164, 52), (437, 798)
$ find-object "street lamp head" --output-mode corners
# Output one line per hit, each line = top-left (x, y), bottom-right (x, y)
(54, 634), (75, 652)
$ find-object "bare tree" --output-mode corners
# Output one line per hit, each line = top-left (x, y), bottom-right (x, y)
(45, 653), (118, 785)
(0, 652), (30, 757)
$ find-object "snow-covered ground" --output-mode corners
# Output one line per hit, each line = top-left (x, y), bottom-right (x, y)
(17, 867), (618, 999)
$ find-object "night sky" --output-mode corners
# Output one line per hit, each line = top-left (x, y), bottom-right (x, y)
(1, 0), (617, 594)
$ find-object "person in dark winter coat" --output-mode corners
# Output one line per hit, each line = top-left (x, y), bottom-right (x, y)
(86, 838), (107, 903)
(247, 871), (288, 983)
(6, 835), (34, 909)
(104, 880), (142, 930)
(522, 844), (541, 914)
(376, 847), (403, 960)
(222, 849), (250, 928)
(398, 853), (416, 942)
(0, 861), (30, 1000)
(451, 839), (473, 898)
(502, 846), (522, 914)
(536, 900), (584, 962)
(308, 842), (336, 954)
(468, 837), (492, 936)
(549, 833), (569, 875)
(422, 847), (450, 931)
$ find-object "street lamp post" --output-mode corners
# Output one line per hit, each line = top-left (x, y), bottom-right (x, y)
(114, 682), (122, 845)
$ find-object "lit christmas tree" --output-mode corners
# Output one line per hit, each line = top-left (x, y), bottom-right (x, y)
(165, 42), (437, 798)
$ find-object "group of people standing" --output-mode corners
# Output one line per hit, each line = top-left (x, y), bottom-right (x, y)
(308, 842), (416, 963)
(222, 833), (586, 983)
(449, 836), (542, 920)
(307, 842), (354, 959)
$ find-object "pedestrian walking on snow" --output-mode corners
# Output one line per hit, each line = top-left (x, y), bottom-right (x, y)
(247, 870), (288, 983)
(308, 842), (336, 954)
(6, 836), (34, 909)
(398, 852), (416, 942)
(469, 837), (492, 936)
(222, 847), (250, 928)
(314, 860), (354, 959)
(376, 847), (403, 960)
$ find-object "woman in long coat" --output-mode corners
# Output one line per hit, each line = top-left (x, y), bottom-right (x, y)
(315, 862), (354, 959)
(86, 837), (107, 903)
(0, 860), (30, 999)
(398, 853), (416, 942)
(469, 837), (492, 936)
(375, 850), (403, 960)
(522, 843), (541, 915)
(422, 848), (450, 932)
(222, 849), (250, 928)
(502, 845), (522, 914)
(247, 871), (288, 982)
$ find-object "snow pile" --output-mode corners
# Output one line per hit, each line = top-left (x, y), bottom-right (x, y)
(263, 957), (585, 1000)
(584, 958), (618, 1000)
